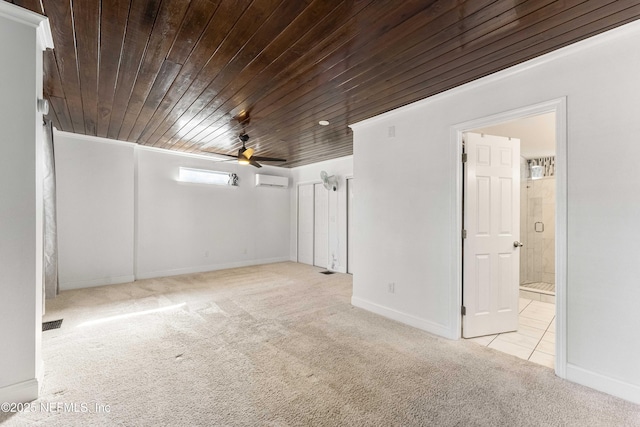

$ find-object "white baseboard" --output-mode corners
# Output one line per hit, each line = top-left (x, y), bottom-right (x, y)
(59, 274), (135, 291)
(566, 364), (640, 404)
(351, 296), (453, 339)
(0, 378), (39, 403)
(36, 361), (44, 390)
(58, 258), (292, 289)
(135, 257), (291, 280)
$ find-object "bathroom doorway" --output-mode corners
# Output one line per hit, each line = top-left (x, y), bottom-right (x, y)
(462, 110), (559, 369)
(476, 113), (557, 304)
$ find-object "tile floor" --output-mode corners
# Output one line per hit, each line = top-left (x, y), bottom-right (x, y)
(519, 289), (555, 303)
(467, 298), (555, 369)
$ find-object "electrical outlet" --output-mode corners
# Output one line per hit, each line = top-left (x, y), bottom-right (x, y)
(388, 125), (396, 138)
(204, 250), (209, 258)
(387, 282), (395, 293)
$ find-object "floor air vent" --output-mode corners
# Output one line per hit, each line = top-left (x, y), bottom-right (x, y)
(320, 271), (335, 275)
(43, 319), (63, 331)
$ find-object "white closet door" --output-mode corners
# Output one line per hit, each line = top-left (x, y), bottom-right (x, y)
(297, 184), (314, 265)
(314, 183), (329, 268)
(347, 178), (354, 274)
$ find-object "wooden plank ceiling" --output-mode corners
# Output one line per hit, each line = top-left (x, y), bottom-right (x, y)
(7, 0), (640, 167)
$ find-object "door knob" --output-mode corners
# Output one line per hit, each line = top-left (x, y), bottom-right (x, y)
(513, 241), (524, 248)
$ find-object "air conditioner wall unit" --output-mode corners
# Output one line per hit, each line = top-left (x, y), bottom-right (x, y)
(255, 174), (289, 188)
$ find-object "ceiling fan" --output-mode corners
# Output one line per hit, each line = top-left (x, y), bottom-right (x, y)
(200, 111), (286, 168)
(201, 133), (286, 168)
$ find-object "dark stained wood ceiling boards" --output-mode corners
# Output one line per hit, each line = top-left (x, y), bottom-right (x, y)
(7, 0), (640, 167)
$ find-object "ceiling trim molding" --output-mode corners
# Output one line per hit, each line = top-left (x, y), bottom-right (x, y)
(53, 129), (290, 167)
(37, 17), (54, 50)
(135, 142), (233, 163)
(0, 2), (53, 49)
(349, 18), (640, 132)
(54, 129), (137, 149)
(136, 144), (287, 170)
(290, 155), (353, 171)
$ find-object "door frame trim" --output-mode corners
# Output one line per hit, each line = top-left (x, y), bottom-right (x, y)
(346, 176), (354, 274)
(450, 98), (567, 378)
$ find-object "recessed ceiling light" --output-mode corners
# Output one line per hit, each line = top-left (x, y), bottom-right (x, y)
(318, 120), (330, 126)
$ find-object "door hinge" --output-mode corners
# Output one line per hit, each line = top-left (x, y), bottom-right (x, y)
(461, 153), (468, 163)
(462, 229), (467, 239)
(461, 306), (466, 316)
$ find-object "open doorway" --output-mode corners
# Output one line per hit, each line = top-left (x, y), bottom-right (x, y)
(463, 113), (556, 368)
(453, 99), (567, 376)
(478, 114), (557, 304)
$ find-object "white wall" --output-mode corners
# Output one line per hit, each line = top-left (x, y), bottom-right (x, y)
(0, 3), (52, 403)
(290, 156), (353, 273)
(55, 133), (135, 289)
(136, 148), (291, 279)
(54, 132), (291, 284)
(351, 22), (640, 403)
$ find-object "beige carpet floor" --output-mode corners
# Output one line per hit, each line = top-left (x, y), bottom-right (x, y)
(2, 262), (639, 426)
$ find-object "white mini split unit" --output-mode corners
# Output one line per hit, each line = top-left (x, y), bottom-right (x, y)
(255, 174), (289, 188)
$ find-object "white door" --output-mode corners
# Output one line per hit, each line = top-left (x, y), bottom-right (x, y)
(463, 132), (521, 338)
(347, 178), (354, 274)
(314, 183), (329, 268)
(297, 184), (314, 265)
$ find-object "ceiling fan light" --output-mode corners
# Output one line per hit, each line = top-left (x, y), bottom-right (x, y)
(238, 157), (250, 165)
(243, 147), (254, 159)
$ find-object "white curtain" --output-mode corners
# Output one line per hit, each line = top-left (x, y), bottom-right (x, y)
(43, 120), (58, 303)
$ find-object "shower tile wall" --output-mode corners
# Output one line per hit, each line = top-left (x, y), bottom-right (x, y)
(520, 157), (529, 282)
(520, 165), (555, 286)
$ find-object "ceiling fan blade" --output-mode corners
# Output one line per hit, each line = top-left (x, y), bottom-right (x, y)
(251, 156), (286, 162)
(200, 143), (273, 167)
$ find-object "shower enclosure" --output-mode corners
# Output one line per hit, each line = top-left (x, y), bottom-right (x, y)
(520, 157), (555, 296)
